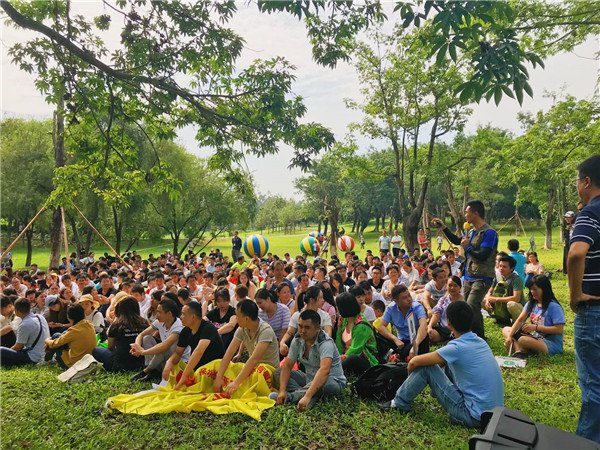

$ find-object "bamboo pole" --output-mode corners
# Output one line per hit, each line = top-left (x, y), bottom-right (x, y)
(73, 205), (132, 271)
(60, 207), (70, 275)
(0, 206), (46, 262)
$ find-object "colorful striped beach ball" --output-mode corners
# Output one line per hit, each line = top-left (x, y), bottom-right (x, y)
(243, 234), (269, 258)
(300, 236), (320, 256)
(308, 231), (324, 243)
(338, 236), (355, 252)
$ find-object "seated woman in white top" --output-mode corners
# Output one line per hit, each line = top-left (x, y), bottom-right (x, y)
(381, 264), (402, 302)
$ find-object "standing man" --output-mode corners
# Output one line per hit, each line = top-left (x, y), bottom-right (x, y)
(379, 230), (391, 257)
(568, 155), (600, 443)
(231, 231), (242, 263)
(433, 200), (498, 339)
(391, 230), (402, 258)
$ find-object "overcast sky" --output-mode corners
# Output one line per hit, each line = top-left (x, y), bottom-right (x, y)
(2, 2), (598, 199)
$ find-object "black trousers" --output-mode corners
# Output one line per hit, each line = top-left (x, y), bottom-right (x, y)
(342, 354), (371, 377)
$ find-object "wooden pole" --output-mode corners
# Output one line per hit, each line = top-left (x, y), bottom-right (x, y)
(72, 204), (132, 271)
(60, 207), (70, 275)
(0, 206), (46, 262)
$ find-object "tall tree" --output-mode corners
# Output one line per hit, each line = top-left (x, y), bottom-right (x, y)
(347, 28), (470, 251)
(0, 119), (54, 266)
(502, 97), (600, 248)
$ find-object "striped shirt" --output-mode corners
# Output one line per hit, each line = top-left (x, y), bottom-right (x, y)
(570, 195), (600, 295)
(258, 302), (291, 340)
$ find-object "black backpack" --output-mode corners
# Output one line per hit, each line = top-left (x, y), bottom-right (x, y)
(352, 362), (409, 401)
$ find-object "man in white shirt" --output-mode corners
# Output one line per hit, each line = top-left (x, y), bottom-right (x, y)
(130, 298), (190, 382)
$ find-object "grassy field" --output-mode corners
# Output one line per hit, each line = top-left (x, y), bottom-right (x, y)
(4, 220), (563, 271)
(1, 222), (582, 449)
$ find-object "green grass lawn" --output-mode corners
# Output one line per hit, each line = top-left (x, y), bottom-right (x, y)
(1, 222), (581, 449)
(4, 220), (564, 271)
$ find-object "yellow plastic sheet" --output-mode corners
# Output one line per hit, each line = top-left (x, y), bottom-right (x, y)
(107, 359), (276, 421)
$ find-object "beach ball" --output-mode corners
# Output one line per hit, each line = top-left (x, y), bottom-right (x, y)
(308, 231), (324, 243)
(338, 236), (355, 252)
(300, 236), (320, 256)
(243, 234), (269, 258)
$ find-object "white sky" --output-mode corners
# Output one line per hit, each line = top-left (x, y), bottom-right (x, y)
(2, 2), (599, 199)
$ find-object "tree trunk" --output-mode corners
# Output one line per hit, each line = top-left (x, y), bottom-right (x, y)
(544, 188), (557, 250)
(403, 210), (421, 253)
(112, 206), (122, 256)
(373, 216), (380, 232)
(381, 212), (386, 230)
(445, 175), (464, 234)
(67, 214), (83, 265)
(25, 226), (34, 267)
(329, 210), (339, 257)
(84, 202), (100, 254)
(49, 97), (66, 270)
(323, 218), (329, 236)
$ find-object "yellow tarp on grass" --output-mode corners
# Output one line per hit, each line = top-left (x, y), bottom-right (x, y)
(106, 359), (276, 421)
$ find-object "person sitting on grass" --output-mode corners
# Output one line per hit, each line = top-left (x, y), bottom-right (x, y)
(371, 300), (391, 334)
(76, 294), (106, 336)
(256, 288), (290, 342)
(420, 267), (448, 318)
(427, 276), (465, 344)
(44, 295), (70, 335)
(334, 292), (378, 377)
(166, 301), (225, 389)
(377, 285), (429, 360)
(44, 304), (96, 370)
(502, 274), (565, 358)
(92, 297), (148, 372)
(213, 300), (280, 396)
(272, 309), (347, 411)
(280, 286), (333, 357)
(130, 298), (190, 382)
(1, 295), (21, 348)
(204, 288), (238, 349)
(383, 301), (504, 428)
(0, 297), (50, 367)
(483, 255), (525, 325)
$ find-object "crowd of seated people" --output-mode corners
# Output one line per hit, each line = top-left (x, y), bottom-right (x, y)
(0, 230), (563, 423)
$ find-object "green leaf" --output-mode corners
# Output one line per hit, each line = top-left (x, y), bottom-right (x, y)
(448, 43), (457, 62)
(494, 85), (502, 106)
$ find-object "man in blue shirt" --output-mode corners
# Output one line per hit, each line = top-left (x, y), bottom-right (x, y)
(569, 154), (600, 443)
(377, 285), (429, 360)
(384, 301), (504, 427)
(0, 298), (50, 366)
(434, 200), (498, 339)
(507, 239), (527, 280)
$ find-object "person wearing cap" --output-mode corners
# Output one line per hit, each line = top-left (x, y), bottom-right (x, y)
(77, 294), (106, 335)
(44, 295), (70, 334)
(44, 304), (96, 369)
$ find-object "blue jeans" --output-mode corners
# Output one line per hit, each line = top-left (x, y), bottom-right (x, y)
(392, 365), (480, 428)
(92, 346), (115, 371)
(0, 347), (32, 367)
(574, 305), (600, 443)
(273, 367), (344, 409)
(47, 332), (69, 370)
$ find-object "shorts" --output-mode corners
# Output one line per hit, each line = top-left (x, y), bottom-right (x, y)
(542, 337), (563, 356)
